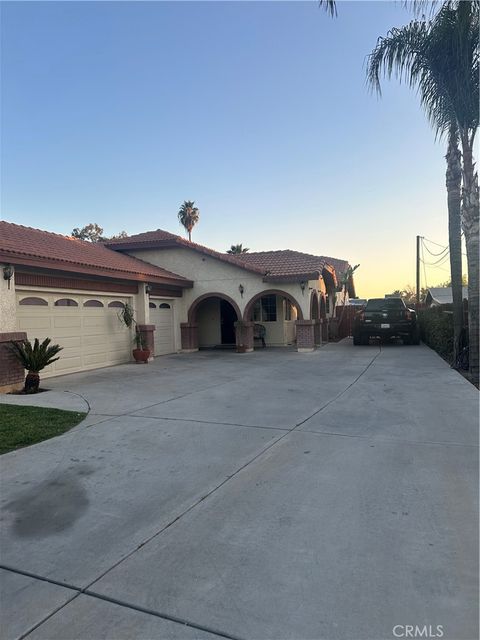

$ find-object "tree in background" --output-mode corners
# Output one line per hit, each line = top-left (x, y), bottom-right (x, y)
(367, 1), (479, 380)
(71, 224), (127, 243)
(227, 244), (250, 254)
(177, 201), (200, 242)
(72, 223), (105, 242)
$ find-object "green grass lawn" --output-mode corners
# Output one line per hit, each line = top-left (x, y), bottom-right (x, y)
(0, 404), (86, 455)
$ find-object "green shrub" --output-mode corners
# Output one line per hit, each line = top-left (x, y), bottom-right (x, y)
(418, 307), (453, 362)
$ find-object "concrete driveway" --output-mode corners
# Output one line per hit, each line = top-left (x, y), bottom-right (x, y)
(1, 341), (478, 640)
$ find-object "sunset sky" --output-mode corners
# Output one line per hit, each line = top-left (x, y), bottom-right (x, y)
(1, 1), (459, 297)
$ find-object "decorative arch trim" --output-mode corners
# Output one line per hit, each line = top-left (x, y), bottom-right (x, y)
(243, 289), (304, 321)
(187, 292), (241, 324)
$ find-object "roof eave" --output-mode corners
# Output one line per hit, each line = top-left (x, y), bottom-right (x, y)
(263, 271), (321, 283)
(0, 252), (193, 288)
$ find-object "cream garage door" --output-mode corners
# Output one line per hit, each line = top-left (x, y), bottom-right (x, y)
(16, 292), (133, 377)
(149, 299), (175, 356)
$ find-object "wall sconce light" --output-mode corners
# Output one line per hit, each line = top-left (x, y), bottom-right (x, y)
(238, 284), (244, 298)
(145, 284), (152, 295)
(3, 264), (13, 289)
(300, 280), (307, 294)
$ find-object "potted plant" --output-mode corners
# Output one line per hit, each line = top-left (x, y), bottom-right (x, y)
(132, 330), (150, 363)
(10, 337), (63, 393)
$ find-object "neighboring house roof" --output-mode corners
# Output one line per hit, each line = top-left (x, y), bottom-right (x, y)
(425, 286), (468, 306)
(0, 221), (192, 286)
(107, 230), (351, 286)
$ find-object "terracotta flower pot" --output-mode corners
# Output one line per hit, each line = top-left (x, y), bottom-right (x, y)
(132, 349), (151, 363)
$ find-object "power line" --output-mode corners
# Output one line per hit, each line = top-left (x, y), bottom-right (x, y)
(423, 236), (449, 250)
(422, 238), (449, 257)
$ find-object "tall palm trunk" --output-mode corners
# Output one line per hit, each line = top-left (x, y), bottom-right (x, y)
(460, 130), (479, 383)
(445, 128), (464, 364)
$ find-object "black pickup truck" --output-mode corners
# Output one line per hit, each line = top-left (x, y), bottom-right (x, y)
(353, 297), (420, 345)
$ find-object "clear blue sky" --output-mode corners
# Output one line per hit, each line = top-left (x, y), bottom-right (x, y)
(1, 1), (455, 296)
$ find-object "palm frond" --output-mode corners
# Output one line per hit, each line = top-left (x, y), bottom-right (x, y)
(10, 338), (63, 372)
(319, 0), (337, 17)
(367, 2), (479, 140)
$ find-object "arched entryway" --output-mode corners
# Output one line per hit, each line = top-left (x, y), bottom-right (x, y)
(188, 293), (241, 349)
(243, 289), (303, 349)
(310, 292), (320, 320)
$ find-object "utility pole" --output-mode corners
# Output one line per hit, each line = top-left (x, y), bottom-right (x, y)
(416, 235), (422, 306)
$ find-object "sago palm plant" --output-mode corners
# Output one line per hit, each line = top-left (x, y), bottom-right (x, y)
(10, 338), (63, 393)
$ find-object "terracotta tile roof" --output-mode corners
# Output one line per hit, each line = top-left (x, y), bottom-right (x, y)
(106, 229), (267, 276)
(106, 229), (353, 284)
(233, 250), (354, 288)
(0, 221), (192, 286)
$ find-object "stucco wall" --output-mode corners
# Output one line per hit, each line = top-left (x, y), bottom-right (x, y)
(125, 247), (315, 321)
(0, 264), (17, 332)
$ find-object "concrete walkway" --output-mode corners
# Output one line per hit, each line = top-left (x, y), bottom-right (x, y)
(1, 341), (478, 640)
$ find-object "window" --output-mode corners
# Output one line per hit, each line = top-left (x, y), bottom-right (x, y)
(19, 297), (48, 306)
(54, 298), (78, 307)
(108, 301), (125, 308)
(159, 303), (171, 309)
(366, 298), (405, 311)
(84, 300), (104, 308)
(149, 302), (157, 309)
(253, 295), (277, 322)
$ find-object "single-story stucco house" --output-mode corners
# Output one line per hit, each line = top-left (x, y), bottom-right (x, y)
(0, 221), (356, 392)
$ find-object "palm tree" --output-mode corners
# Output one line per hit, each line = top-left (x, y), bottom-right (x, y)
(367, 2), (479, 380)
(227, 244), (250, 254)
(177, 201), (200, 242)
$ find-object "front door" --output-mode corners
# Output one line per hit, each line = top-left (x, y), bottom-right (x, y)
(220, 300), (236, 344)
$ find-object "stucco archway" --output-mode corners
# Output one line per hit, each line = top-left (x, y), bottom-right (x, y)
(243, 289), (304, 322)
(187, 293), (241, 349)
(188, 292), (241, 325)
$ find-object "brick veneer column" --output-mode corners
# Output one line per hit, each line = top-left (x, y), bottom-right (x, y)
(321, 318), (329, 343)
(0, 332), (27, 394)
(314, 319), (322, 347)
(234, 321), (254, 353)
(137, 324), (155, 361)
(295, 320), (315, 352)
(180, 323), (198, 352)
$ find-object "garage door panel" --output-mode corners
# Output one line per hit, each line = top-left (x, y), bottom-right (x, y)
(83, 353), (108, 366)
(53, 316), (82, 329)
(18, 317), (52, 331)
(83, 334), (108, 347)
(54, 336), (81, 349)
(55, 355), (83, 372)
(17, 292), (132, 377)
